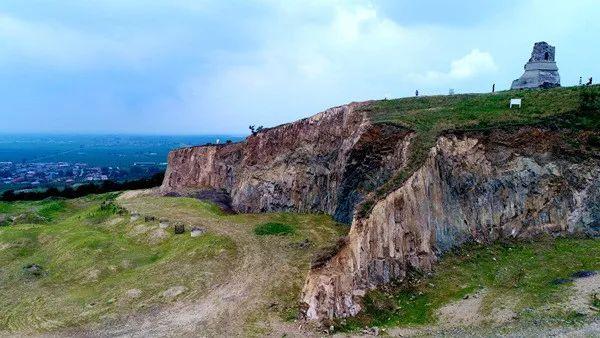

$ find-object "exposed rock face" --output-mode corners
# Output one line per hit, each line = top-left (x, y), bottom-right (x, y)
(300, 128), (599, 321)
(162, 97), (599, 323)
(161, 102), (413, 223)
(511, 41), (560, 89)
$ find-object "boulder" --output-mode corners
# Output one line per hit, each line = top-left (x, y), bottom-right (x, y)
(190, 226), (206, 237)
(174, 223), (185, 235)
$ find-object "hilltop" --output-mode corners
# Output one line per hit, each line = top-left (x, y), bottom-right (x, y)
(0, 85), (598, 336)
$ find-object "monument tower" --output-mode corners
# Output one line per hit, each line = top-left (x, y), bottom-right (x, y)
(511, 41), (560, 89)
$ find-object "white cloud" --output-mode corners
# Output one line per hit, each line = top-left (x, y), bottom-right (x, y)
(409, 49), (497, 84)
(156, 2), (436, 132)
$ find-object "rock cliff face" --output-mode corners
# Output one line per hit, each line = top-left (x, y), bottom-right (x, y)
(300, 128), (599, 321)
(161, 98), (599, 323)
(161, 102), (413, 223)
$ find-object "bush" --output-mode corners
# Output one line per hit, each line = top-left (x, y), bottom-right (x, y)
(253, 222), (295, 236)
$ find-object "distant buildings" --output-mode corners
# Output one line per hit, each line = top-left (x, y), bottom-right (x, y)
(0, 160), (166, 191)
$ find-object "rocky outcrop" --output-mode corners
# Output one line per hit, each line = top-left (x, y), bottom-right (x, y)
(300, 128), (599, 321)
(161, 102), (413, 223)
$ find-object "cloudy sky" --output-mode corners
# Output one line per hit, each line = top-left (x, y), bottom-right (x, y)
(0, 0), (598, 135)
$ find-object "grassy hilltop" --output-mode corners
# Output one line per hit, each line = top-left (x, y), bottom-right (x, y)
(357, 85), (600, 217)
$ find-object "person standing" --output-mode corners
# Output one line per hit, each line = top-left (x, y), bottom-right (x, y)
(415, 90), (419, 97)
(492, 83), (495, 93)
(580, 76), (583, 85)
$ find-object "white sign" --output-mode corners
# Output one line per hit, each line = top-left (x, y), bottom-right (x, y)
(510, 98), (522, 108)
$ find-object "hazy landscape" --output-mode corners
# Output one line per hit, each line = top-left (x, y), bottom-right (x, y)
(0, 134), (242, 192)
(0, 1), (598, 337)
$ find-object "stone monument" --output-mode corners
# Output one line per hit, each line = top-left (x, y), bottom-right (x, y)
(511, 42), (560, 89)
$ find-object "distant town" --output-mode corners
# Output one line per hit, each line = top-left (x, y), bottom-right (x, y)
(0, 161), (166, 192)
(0, 134), (244, 193)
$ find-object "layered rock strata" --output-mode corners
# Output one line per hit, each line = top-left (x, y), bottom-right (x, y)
(161, 102), (413, 223)
(300, 128), (599, 321)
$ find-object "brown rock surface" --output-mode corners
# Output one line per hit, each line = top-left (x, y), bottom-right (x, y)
(300, 130), (599, 321)
(160, 100), (599, 323)
(161, 102), (413, 223)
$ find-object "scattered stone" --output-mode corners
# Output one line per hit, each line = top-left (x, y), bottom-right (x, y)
(162, 285), (187, 300)
(190, 226), (206, 237)
(144, 215), (156, 222)
(362, 326), (380, 335)
(159, 219), (170, 229)
(571, 270), (597, 279)
(0, 214), (8, 226)
(23, 263), (45, 277)
(125, 288), (142, 299)
(130, 212), (140, 221)
(174, 223), (185, 235)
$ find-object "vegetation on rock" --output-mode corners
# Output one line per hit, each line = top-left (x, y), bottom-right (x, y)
(338, 237), (600, 332)
(357, 85), (600, 218)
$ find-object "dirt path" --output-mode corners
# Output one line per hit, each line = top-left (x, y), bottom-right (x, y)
(79, 195), (317, 337)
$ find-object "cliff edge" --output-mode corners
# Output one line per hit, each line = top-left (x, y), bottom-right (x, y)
(161, 85), (600, 322)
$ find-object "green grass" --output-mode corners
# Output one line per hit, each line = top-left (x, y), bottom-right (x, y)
(356, 85), (600, 217)
(0, 194), (348, 335)
(0, 196), (238, 333)
(253, 222), (295, 236)
(338, 237), (600, 331)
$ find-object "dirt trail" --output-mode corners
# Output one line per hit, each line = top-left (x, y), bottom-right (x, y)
(80, 195), (311, 337)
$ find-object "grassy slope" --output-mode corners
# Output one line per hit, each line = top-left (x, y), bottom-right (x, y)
(357, 85), (600, 216)
(0, 195), (347, 335)
(0, 196), (237, 333)
(340, 237), (600, 331)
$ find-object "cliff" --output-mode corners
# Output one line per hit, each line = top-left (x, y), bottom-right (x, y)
(161, 102), (414, 223)
(300, 127), (599, 320)
(160, 85), (600, 323)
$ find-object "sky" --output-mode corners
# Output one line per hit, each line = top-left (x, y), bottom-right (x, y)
(0, 0), (598, 135)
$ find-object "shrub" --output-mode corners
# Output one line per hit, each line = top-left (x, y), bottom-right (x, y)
(253, 222), (294, 236)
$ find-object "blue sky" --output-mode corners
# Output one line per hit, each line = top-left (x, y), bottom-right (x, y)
(0, 0), (598, 135)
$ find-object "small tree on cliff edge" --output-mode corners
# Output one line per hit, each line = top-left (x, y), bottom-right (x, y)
(249, 125), (264, 136)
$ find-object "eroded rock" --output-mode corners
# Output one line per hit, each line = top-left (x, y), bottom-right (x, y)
(301, 130), (600, 321)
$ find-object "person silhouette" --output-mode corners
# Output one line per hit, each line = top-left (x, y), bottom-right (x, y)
(415, 90), (419, 97)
